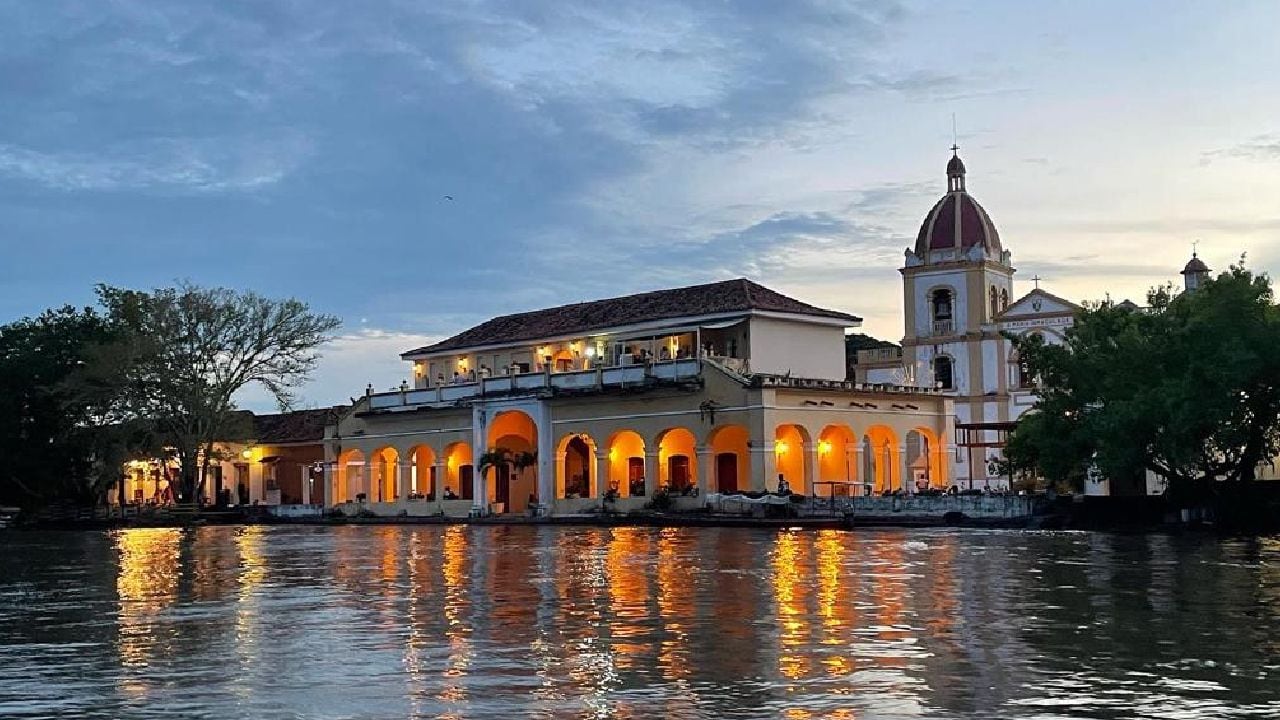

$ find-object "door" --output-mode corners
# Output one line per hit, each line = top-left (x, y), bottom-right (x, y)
(716, 452), (738, 493)
(668, 455), (691, 493)
(628, 457), (645, 496)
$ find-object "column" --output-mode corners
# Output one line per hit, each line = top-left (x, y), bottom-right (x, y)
(749, 446), (776, 492)
(594, 451), (610, 499)
(697, 447), (714, 496)
(536, 404), (555, 512)
(555, 451), (568, 500)
(805, 443), (819, 496)
(300, 466), (310, 505)
(433, 460), (446, 502)
(395, 459), (407, 500)
(471, 405), (488, 513)
(361, 460), (373, 502)
(900, 443), (912, 494)
(644, 450), (660, 497)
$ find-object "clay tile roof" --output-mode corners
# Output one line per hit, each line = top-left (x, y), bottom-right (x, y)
(403, 278), (860, 356)
(914, 192), (1002, 254)
(252, 409), (333, 445)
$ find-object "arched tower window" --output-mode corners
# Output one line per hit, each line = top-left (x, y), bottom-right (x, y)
(1000, 288), (1009, 311)
(989, 286), (999, 317)
(933, 356), (954, 390)
(931, 289), (953, 321)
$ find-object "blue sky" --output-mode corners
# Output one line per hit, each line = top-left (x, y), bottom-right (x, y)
(2, 1), (1278, 410)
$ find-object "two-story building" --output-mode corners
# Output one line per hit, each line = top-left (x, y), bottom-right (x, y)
(323, 279), (955, 517)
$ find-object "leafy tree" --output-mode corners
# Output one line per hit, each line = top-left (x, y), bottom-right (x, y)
(96, 283), (340, 505)
(0, 306), (144, 506)
(1006, 261), (1280, 498)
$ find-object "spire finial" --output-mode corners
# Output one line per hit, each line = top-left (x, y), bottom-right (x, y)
(1192, 239), (1200, 258)
(1031, 274), (1042, 290)
(952, 113), (958, 154)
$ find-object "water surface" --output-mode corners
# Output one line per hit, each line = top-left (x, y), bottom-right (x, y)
(0, 526), (1277, 719)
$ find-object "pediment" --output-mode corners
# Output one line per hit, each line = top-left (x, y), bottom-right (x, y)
(999, 288), (1080, 319)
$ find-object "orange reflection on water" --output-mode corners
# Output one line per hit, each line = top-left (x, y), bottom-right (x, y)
(606, 527), (653, 672)
(113, 528), (182, 697)
(656, 528), (695, 684)
(438, 525), (472, 704)
(774, 530), (813, 681)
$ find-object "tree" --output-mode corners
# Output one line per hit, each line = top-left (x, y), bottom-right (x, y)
(97, 283), (340, 505)
(477, 447), (538, 507)
(1006, 261), (1280, 499)
(0, 306), (145, 506)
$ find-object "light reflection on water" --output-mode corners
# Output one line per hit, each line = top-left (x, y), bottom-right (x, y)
(0, 526), (1277, 719)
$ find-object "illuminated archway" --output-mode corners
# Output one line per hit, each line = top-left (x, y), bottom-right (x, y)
(407, 445), (437, 500)
(655, 427), (697, 494)
(706, 424), (749, 493)
(336, 448), (366, 504)
(556, 433), (597, 499)
(488, 410), (538, 513)
(863, 425), (901, 493)
(816, 424), (858, 496)
(605, 430), (646, 497)
(774, 424), (811, 495)
(442, 441), (473, 502)
(906, 427), (946, 490)
(370, 446), (399, 502)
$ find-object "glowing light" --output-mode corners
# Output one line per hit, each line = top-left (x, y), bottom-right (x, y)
(585, 346), (596, 358)
(818, 440), (832, 454)
(775, 440), (788, 454)
(608, 448), (617, 461)
(241, 448), (253, 460)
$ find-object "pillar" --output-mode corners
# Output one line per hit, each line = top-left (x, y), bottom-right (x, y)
(697, 447), (714, 496)
(555, 451), (568, 500)
(749, 446), (776, 492)
(471, 462), (486, 512)
(900, 444), (912, 494)
(536, 405), (554, 510)
(300, 466), (310, 505)
(395, 459), (407, 500)
(595, 451), (609, 499)
(362, 460), (373, 502)
(434, 460), (446, 501)
(803, 442), (818, 496)
(644, 450), (660, 497)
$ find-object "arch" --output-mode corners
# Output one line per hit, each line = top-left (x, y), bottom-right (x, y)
(442, 441), (473, 502)
(556, 432), (597, 499)
(816, 424), (858, 495)
(933, 355), (954, 390)
(655, 427), (697, 494)
(774, 423), (811, 495)
(336, 448), (366, 504)
(862, 425), (901, 494)
(406, 445), (437, 500)
(369, 446), (399, 502)
(706, 424), (750, 493)
(1000, 288), (1009, 311)
(906, 427), (946, 490)
(989, 286), (999, 317)
(605, 429), (646, 497)
(930, 287), (954, 321)
(487, 410), (538, 512)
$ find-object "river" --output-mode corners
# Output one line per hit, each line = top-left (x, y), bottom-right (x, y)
(0, 526), (1277, 719)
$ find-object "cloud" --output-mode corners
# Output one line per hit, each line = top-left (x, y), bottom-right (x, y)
(0, 133), (311, 192)
(1203, 133), (1280, 163)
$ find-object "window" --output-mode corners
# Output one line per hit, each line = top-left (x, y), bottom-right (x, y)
(931, 289), (953, 321)
(1000, 288), (1009, 311)
(990, 286), (999, 317)
(933, 356), (954, 390)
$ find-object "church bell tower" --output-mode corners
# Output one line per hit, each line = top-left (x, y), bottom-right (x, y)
(899, 149), (1016, 486)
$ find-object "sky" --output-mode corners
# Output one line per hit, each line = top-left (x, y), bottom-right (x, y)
(2, 1), (1278, 411)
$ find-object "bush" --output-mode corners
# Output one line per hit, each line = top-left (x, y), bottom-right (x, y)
(644, 488), (674, 512)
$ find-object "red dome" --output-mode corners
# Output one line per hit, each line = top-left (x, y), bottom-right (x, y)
(914, 193), (1002, 255)
(914, 153), (1002, 256)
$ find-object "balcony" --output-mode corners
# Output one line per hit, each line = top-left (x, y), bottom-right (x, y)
(367, 358), (702, 411)
(931, 319), (954, 336)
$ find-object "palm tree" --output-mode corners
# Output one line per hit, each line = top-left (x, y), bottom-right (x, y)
(476, 448), (539, 512)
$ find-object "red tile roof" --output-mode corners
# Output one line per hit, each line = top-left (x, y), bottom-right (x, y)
(403, 278), (860, 356)
(252, 409), (334, 445)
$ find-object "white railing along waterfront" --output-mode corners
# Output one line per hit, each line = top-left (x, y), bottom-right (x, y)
(367, 358), (701, 410)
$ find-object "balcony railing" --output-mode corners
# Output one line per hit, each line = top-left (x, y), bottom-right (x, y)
(931, 319), (954, 335)
(367, 358), (702, 410)
(856, 347), (903, 364)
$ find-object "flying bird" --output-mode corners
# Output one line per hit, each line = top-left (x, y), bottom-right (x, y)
(442, 195), (454, 201)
